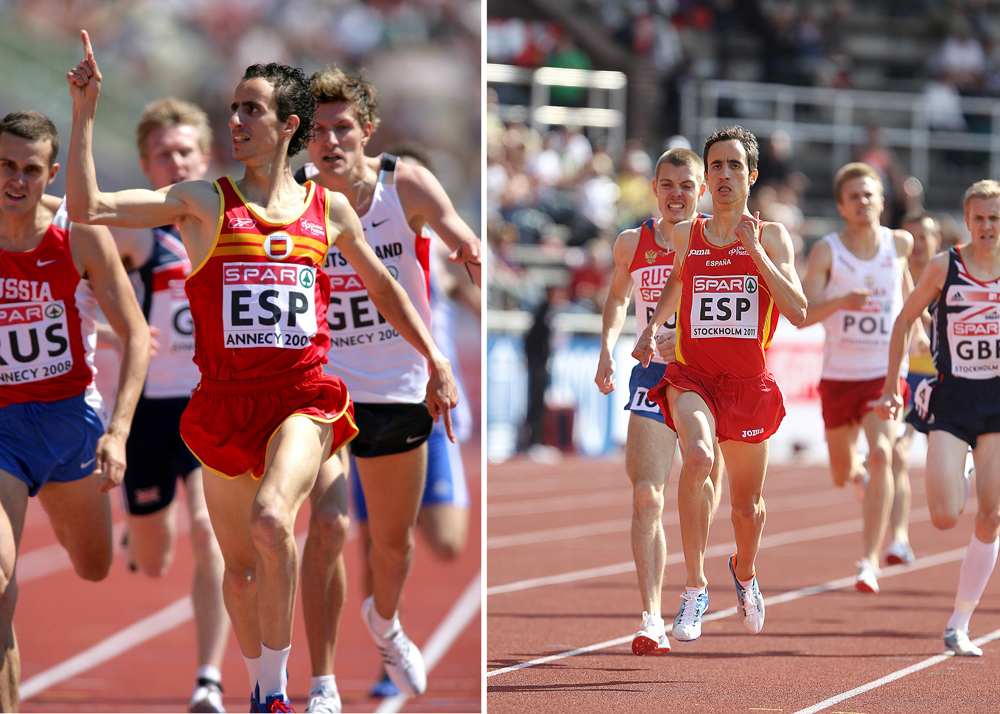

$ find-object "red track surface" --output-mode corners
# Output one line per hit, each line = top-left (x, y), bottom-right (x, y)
(487, 454), (1000, 713)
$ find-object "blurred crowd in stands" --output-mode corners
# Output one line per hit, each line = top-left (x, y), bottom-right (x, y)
(1, 0), (481, 220)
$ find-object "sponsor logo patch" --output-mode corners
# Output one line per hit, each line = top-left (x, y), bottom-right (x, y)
(228, 217), (257, 229)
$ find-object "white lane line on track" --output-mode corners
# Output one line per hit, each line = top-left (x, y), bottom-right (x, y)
(21, 530), (313, 700)
(20, 596), (194, 700)
(376, 571), (482, 713)
(791, 626), (1000, 714)
(486, 546), (968, 679)
(487, 507), (931, 596)
(487, 487), (872, 548)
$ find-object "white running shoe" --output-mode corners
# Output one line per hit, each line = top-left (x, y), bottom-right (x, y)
(672, 589), (709, 642)
(188, 679), (225, 713)
(884, 539), (915, 566)
(944, 627), (983, 656)
(305, 688), (342, 713)
(729, 555), (765, 634)
(856, 557), (881, 594)
(361, 597), (427, 697)
(631, 611), (670, 655)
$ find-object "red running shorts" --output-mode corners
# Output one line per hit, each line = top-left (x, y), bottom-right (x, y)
(180, 365), (358, 479)
(647, 362), (786, 443)
(818, 376), (910, 430)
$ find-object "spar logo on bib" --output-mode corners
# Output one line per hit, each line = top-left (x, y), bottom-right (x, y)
(263, 232), (293, 260)
(222, 262), (318, 349)
(690, 274), (760, 339)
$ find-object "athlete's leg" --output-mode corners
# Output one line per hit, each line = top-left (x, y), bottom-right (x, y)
(36, 471), (113, 581)
(416, 430), (469, 561)
(253, 417), (332, 651)
(859, 409), (897, 565)
(355, 445), (426, 620)
(665, 389), (722, 580)
(183, 467), (230, 674)
(678, 439), (725, 589)
(824, 422), (865, 488)
(417, 506), (468, 561)
(944, 433), (1000, 646)
(890, 423), (914, 545)
(301, 449), (350, 677)
(624, 414), (676, 615)
(124, 500), (179, 577)
(202, 467), (262, 662)
(717, 440), (769, 582)
(925, 430), (975, 530)
(0, 472), (28, 713)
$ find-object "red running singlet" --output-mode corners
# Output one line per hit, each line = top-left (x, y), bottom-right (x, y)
(0, 200), (98, 408)
(674, 215), (779, 379)
(185, 177), (333, 381)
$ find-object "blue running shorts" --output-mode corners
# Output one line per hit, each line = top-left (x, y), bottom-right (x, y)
(350, 421), (470, 522)
(626, 361), (668, 424)
(0, 390), (106, 497)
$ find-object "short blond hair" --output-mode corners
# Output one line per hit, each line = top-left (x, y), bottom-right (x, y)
(136, 98), (212, 157)
(310, 67), (381, 131)
(834, 162), (883, 202)
(962, 179), (1000, 212)
(654, 148), (704, 181)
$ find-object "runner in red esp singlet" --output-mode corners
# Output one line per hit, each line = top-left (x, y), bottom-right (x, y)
(180, 176), (358, 478)
(633, 126), (807, 639)
(67, 34), (458, 712)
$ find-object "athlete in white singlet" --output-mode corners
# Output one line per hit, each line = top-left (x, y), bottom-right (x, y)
(798, 162), (914, 595)
(595, 148), (725, 655)
(0, 110), (150, 710)
(110, 98), (230, 713)
(294, 68), (481, 710)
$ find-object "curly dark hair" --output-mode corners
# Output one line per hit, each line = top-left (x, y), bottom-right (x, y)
(241, 63), (315, 157)
(703, 125), (759, 174)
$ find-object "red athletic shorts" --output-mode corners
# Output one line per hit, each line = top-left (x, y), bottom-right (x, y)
(818, 376), (911, 430)
(647, 362), (785, 443)
(180, 365), (358, 479)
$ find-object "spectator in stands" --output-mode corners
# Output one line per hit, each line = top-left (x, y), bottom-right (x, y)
(615, 148), (658, 232)
(577, 152), (621, 244)
(546, 33), (593, 106)
(756, 130), (792, 188)
(936, 18), (986, 93)
(855, 124), (905, 224)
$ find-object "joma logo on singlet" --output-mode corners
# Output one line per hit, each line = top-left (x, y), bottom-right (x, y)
(689, 249), (710, 256)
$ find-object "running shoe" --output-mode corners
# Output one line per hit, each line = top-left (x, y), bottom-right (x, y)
(884, 539), (915, 566)
(944, 626), (983, 656)
(672, 589), (709, 642)
(856, 557), (880, 594)
(729, 555), (765, 634)
(189, 678), (225, 713)
(368, 670), (400, 698)
(305, 687), (341, 713)
(631, 611), (670, 655)
(361, 596), (427, 696)
(263, 694), (294, 713)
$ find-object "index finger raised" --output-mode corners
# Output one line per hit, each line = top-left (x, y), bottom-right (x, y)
(82, 30), (94, 57)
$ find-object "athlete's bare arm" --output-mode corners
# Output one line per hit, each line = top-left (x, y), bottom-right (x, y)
(596, 228), (639, 395)
(70, 221), (150, 492)
(874, 252), (949, 420)
(327, 191), (459, 439)
(632, 221), (691, 368)
(742, 214), (807, 325)
(797, 239), (869, 327)
(394, 161), (481, 287)
(65, 31), (219, 266)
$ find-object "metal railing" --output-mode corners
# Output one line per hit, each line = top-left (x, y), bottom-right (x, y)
(680, 79), (1000, 190)
(487, 63), (627, 155)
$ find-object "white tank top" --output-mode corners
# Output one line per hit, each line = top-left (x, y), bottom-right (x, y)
(135, 226), (200, 398)
(819, 227), (907, 380)
(321, 155), (432, 403)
